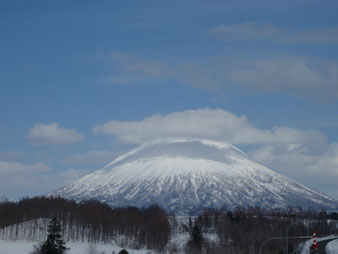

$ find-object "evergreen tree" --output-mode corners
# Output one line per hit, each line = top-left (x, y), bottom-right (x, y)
(187, 224), (203, 253)
(118, 249), (129, 254)
(188, 216), (193, 231)
(40, 217), (68, 254)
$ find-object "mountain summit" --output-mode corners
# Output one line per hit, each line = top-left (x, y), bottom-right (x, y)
(52, 140), (337, 214)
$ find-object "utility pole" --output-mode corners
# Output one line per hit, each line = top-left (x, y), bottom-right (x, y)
(286, 220), (301, 254)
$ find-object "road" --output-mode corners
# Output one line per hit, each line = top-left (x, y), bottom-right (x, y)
(317, 238), (338, 254)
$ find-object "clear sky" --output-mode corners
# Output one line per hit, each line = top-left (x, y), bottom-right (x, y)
(1, 0), (338, 200)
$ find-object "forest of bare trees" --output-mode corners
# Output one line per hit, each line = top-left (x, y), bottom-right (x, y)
(175, 206), (338, 254)
(0, 197), (170, 252)
(0, 197), (337, 254)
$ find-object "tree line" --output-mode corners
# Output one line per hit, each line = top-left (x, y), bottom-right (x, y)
(0, 196), (170, 252)
(178, 206), (338, 254)
(1, 196), (337, 254)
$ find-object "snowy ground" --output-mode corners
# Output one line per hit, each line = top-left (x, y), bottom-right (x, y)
(0, 240), (153, 254)
(0, 218), (156, 254)
(300, 236), (338, 254)
(326, 239), (338, 254)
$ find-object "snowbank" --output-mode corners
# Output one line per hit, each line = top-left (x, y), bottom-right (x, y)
(326, 239), (338, 254)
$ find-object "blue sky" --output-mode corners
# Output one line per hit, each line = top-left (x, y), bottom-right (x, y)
(1, 0), (338, 200)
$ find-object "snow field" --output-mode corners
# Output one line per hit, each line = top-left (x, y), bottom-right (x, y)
(0, 240), (154, 254)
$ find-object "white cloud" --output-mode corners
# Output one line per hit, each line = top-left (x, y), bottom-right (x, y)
(249, 143), (338, 198)
(63, 150), (113, 165)
(103, 75), (144, 84)
(111, 51), (173, 79)
(27, 122), (84, 145)
(0, 161), (51, 196)
(92, 108), (338, 199)
(105, 51), (338, 99)
(0, 150), (26, 161)
(180, 57), (338, 99)
(228, 57), (338, 99)
(93, 108), (327, 146)
(209, 22), (338, 43)
(0, 160), (89, 199)
(0, 161), (50, 174)
(179, 61), (221, 91)
(57, 168), (91, 186)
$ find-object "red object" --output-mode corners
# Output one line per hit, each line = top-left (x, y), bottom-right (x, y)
(312, 231), (318, 250)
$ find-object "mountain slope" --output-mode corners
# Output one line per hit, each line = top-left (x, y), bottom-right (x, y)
(52, 140), (337, 214)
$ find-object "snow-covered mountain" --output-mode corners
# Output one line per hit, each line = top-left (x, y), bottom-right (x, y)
(52, 140), (337, 214)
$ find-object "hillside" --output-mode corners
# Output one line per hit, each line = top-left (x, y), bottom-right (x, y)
(52, 140), (337, 214)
